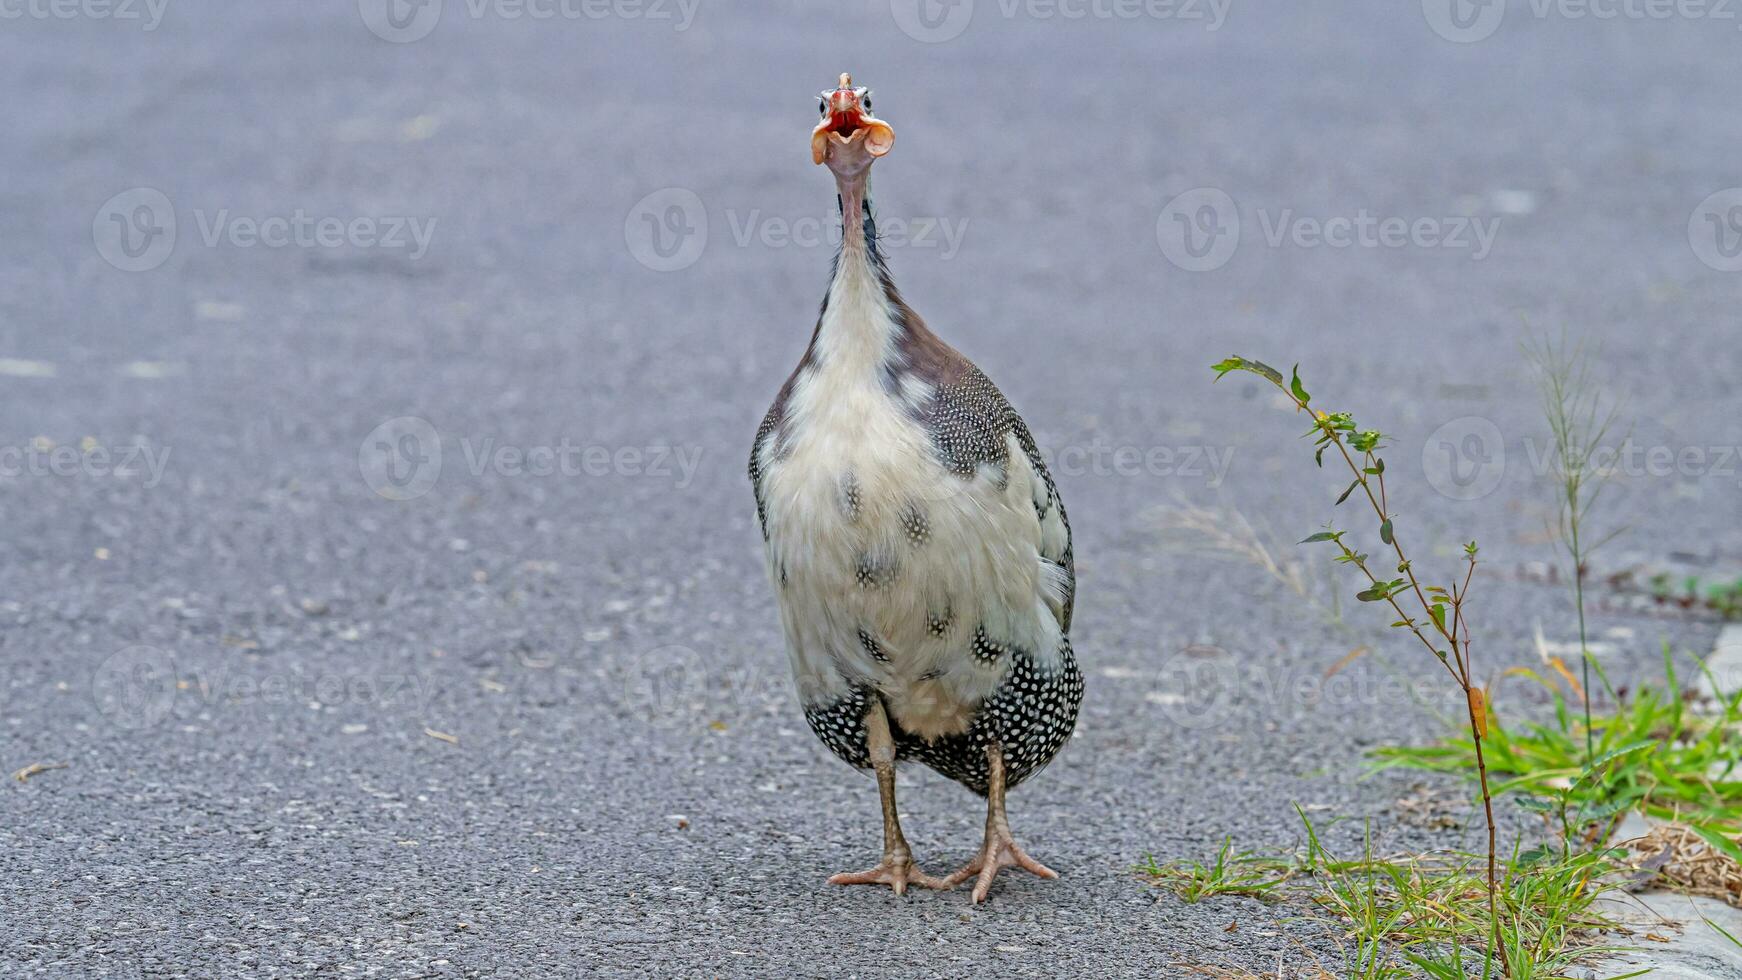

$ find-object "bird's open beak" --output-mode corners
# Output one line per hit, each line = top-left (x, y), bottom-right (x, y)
(811, 81), (894, 166)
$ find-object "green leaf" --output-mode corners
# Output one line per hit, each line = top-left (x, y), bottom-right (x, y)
(1513, 795), (1559, 813)
(1379, 519), (1393, 545)
(1314, 445), (1326, 467)
(1516, 843), (1560, 867)
(1210, 356), (1283, 386)
(1289, 364), (1310, 406)
(1576, 739), (1656, 783)
(1355, 583), (1391, 602)
(1704, 915), (1742, 952)
(1350, 430), (1381, 452)
(1577, 790), (1646, 823)
(1430, 604), (1447, 632)
(1299, 531), (1342, 545)
(1335, 479), (1361, 505)
(1691, 823), (1742, 865)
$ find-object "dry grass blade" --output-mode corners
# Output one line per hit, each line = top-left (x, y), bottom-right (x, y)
(1149, 494), (1313, 600)
(11, 762), (68, 783)
(1625, 822), (1742, 907)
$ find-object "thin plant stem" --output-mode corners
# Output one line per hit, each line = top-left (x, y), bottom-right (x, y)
(1524, 330), (1628, 766)
(1213, 356), (1513, 976)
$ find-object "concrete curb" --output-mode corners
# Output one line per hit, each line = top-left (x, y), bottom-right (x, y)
(1584, 625), (1742, 980)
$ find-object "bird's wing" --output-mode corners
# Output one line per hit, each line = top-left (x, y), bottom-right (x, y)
(748, 402), (780, 540)
(748, 344), (813, 542)
(914, 359), (1075, 633)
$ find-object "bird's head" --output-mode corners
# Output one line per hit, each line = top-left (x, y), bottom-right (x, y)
(811, 73), (894, 177)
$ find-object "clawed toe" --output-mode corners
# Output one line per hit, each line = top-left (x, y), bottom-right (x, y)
(943, 831), (1058, 903)
(828, 853), (950, 895)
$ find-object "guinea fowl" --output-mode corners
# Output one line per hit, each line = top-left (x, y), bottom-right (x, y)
(748, 75), (1083, 902)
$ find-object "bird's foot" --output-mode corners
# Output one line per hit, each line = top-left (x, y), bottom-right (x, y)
(827, 847), (950, 896)
(942, 827), (1058, 903)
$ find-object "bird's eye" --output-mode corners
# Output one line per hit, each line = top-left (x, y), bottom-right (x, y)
(818, 97), (827, 116)
(862, 94), (872, 111)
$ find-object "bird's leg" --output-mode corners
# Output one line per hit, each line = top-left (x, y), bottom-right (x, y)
(942, 744), (1058, 903)
(826, 699), (948, 895)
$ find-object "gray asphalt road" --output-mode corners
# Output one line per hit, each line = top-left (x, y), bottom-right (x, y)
(3, 2), (1740, 976)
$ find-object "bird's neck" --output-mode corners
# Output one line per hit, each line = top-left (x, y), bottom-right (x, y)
(835, 171), (877, 270)
(813, 171), (904, 385)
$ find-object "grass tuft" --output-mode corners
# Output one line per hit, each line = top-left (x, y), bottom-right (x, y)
(1138, 838), (1293, 904)
(1146, 810), (1644, 979)
(1372, 644), (1742, 846)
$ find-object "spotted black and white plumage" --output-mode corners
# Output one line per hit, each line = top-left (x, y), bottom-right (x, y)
(749, 191), (1082, 799)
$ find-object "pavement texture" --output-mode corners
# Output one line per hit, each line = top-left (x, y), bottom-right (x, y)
(2, 1), (1741, 976)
